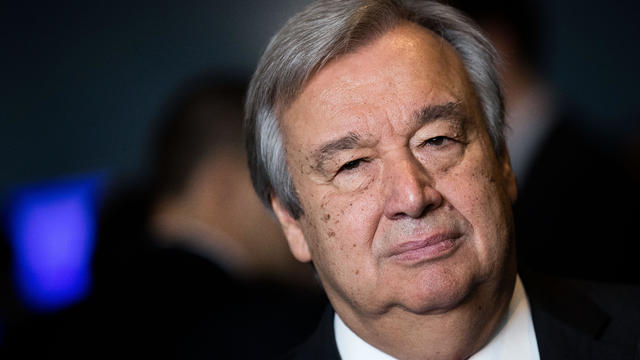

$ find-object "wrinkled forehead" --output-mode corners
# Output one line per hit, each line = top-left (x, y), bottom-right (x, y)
(279, 22), (478, 142)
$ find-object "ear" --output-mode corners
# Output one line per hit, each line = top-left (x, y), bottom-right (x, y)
(271, 195), (312, 263)
(499, 150), (518, 203)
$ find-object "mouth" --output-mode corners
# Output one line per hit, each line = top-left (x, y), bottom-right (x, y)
(388, 232), (462, 264)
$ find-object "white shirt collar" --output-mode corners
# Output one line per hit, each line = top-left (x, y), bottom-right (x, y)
(334, 275), (540, 360)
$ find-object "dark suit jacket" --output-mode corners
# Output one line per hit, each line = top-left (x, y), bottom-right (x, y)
(284, 275), (640, 359)
(94, 239), (327, 359)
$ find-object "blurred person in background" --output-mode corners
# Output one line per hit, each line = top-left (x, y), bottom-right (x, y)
(451, 0), (640, 283)
(148, 77), (313, 282)
(0, 75), (326, 359)
(89, 76), (326, 358)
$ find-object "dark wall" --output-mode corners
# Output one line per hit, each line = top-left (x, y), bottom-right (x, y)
(1, 0), (312, 195)
(538, 0), (640, 135)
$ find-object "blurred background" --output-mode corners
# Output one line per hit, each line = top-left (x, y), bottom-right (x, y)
(1, 0), (639, 357)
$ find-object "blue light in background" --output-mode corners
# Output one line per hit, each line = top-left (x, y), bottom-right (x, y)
(6, 173), (104, 312)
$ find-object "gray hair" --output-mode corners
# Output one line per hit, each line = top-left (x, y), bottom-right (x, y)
(245, 0), (505, 218)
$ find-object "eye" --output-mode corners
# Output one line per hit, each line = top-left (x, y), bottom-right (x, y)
(423, 136), (451, 147)
(338, 158), (366, 173)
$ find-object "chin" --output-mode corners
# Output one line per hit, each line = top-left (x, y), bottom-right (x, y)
(401, 266), (480, 315)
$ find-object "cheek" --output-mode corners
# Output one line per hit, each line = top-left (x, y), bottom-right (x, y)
(437, 155), (513, 263)
(297, 186), (386, 305)
(299, 167), (383, 237)
(298, 181), (385, 272)
(321, 190), (382, 245)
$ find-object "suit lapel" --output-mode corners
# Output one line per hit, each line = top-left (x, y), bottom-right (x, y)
(285, 306), (341, 360)
(523, 273), (636, 360)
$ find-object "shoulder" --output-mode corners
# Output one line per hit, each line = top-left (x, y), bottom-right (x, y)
(281, 306), (341, 360)
(559, 278), (640, 342)
(524, 274), (640, 329)
(522, 273), (640, 359)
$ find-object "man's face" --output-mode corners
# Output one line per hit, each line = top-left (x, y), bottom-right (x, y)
(273, 23), (517, 317)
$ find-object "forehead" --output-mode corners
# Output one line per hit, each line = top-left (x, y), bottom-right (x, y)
(281, 22), (474, 147)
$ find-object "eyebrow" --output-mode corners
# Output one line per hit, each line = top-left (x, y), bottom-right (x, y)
(311, 132), (361, 172)
(414, 101), (464, 126)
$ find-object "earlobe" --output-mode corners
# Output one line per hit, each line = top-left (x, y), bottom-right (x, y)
(271, 195), (312, 263)
(500, 151), (518, 203)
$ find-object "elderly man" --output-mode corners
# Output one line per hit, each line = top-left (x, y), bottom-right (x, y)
(245, 1), (640, 359)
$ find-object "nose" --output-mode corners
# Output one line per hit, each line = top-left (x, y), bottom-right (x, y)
(383, 154), (442, 220)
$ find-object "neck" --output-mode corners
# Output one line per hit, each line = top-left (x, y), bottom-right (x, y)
(150, 157), (311, 282)
(335, 269), (517, 360)
(151, 196), (256, 275)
